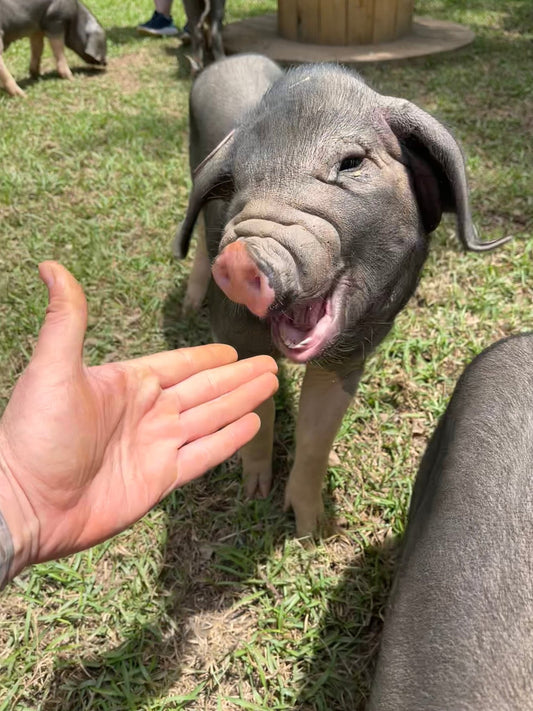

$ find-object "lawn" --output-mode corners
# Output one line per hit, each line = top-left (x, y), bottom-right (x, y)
(0, 0), (531, 709)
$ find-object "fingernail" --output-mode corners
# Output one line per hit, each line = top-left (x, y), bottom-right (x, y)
(39, 263), (55, 288)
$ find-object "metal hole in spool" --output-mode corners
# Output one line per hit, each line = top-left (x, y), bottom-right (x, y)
(278, 0), (415, 45)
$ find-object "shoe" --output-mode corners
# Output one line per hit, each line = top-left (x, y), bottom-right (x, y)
(137, 11), (179, 37)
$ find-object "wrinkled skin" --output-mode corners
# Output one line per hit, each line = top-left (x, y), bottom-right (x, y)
(175, 55), (510, 536)
(369, 334), (533, 710)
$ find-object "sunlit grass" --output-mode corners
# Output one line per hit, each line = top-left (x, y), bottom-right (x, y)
(0, 1), (531, 708)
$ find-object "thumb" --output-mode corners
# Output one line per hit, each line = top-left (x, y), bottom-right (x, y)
(33, 261), (88, 366)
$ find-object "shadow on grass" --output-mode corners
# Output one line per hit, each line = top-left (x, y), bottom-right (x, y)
(418, 0), (532, 28)
(502, 2), (533, 32)
(163, 43), (204, 81)
(14, 65), (106, 93)
(40, 511), (399, 710)
(162, 281), (212, 350)
(40, 285), (303, 710)
(40, 483), (288, 709)
(106, 25), (159, 46)
(295, 540), (399, 711)
(39, 283), (400, 710)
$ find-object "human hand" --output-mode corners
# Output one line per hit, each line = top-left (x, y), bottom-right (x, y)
(0, 262), (278, 582)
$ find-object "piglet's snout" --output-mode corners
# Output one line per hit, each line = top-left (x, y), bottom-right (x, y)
(212, 241), (275, 318)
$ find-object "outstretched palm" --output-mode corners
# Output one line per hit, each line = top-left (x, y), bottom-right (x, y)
(0, 263), (277, 572)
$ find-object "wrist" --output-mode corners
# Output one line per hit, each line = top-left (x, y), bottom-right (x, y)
(0, 425), (40, 587)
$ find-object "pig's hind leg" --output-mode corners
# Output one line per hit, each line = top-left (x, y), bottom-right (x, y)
(29, 32), (44, 78)
(285, 364), (361, 537)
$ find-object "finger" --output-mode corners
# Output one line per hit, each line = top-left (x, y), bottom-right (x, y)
(33, 261), (88, 366)
(122, 344), (239, 388)
(161, 355), (278, 412)
(175, 412), (261, 488)
(178, 372), (279, 444)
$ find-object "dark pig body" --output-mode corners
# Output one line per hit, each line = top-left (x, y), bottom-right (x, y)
(175, 55), (510, 536)
(0, 0), (106, 97)
(369, 333), (533, 710)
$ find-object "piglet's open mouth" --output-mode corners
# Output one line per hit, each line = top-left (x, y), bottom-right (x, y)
(270, 295), (340, 363)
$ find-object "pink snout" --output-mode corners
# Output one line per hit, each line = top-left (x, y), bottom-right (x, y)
(212, 241), (275, 318)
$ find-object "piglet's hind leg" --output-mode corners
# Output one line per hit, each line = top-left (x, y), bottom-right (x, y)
(29, 32), (44, 78)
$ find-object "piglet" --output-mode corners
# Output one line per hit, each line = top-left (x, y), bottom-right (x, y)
(174, 54), (510, 537)
(0, 0), (106, 97)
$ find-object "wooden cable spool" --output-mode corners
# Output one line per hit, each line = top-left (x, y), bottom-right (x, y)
(278, 0), (415, 45)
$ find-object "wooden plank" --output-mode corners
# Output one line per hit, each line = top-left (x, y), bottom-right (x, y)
(395, 0), (414, 37)
(373, 0), (398, 43)
(297, 0), (320, 43)
(347, 0), (375, 45)
(278, 0), (298, 40)
(319, 0), (347, 45)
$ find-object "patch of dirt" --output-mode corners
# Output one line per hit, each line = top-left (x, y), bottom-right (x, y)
(181, 605), (259, 675)
(99, 48), (152, 95)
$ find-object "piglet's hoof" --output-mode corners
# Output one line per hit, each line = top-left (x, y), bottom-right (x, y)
(182, 285), (205, 316)
(243, 464), (272, 500)
(284, 487), (324, 538)
(7, 83), (26, 98)
(58, 67), (73, 80)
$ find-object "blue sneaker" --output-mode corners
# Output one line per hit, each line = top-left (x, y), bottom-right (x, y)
(137, 11), (179, 37)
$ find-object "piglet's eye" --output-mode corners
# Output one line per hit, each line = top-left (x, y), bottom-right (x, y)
(339, 156), (363, 171)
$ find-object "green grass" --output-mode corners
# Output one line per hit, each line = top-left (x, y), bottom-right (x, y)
(0, 0), (532, 708)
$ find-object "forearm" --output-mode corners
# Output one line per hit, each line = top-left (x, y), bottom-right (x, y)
(0, 427), (39, 589)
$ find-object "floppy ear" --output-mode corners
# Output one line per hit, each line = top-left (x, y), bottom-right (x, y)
(65, 4), (106, 64)
(383, 97), (511, 252)
(173, 130), (235, 259)
(84, 18), (106, 63)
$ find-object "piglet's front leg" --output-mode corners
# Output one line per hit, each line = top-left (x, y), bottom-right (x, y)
(285, 363), (362, 538)
(182, 220), (211, 315)
(48, 35), (73, 80)
(240, 396), (276, 499)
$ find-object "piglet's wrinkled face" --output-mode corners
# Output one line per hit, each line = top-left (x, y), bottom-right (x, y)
(211, 68), (428, 365)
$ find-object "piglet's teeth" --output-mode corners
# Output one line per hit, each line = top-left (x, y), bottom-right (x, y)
(282, 334), (313, 350)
